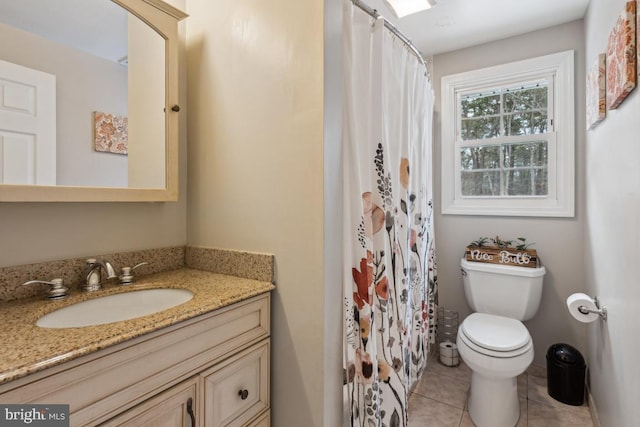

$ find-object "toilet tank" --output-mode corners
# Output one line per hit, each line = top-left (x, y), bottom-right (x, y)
(460, 258), (545, 321)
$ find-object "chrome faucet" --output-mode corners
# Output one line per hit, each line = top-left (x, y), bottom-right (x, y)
(84, 258), (117, 292)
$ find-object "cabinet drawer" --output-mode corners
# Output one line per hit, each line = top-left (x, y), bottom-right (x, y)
(201, 341), (269, 427)
(100, 377), (198, 427)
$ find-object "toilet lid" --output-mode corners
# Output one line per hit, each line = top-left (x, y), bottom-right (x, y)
(461, 313), (530, 352)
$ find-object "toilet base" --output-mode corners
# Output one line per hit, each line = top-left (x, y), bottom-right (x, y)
(468, 372), (520, 427)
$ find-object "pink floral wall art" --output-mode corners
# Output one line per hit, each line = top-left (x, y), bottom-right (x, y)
(586, 54), (606, 130)
(606, 1), (636, 110)
(94, 111), (128, 154)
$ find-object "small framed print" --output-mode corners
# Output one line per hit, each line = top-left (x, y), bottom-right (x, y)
(586, 54), (606, 130)
(94, 111), (128, 155)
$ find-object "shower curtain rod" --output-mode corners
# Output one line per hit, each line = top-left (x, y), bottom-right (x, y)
(351, 0), (427, 69)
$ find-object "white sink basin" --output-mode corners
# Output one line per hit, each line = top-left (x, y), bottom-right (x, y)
(37, 288), (194, 328)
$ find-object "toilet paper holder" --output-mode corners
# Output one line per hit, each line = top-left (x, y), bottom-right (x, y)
(577, 296), (607, 320)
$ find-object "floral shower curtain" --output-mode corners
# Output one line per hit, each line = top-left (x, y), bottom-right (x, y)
(342, 1), (437, 426)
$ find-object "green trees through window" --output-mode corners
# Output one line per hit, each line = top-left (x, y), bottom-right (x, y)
(459, 83), (549, 196)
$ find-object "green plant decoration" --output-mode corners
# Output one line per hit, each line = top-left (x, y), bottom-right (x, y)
(514, 237), (535, 250)
(469, 237), (489, 247)
(468, 235), (535, 250)
(490, 235), (513, 249)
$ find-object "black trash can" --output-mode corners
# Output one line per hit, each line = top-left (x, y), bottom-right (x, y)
(546, 343), (586, 406)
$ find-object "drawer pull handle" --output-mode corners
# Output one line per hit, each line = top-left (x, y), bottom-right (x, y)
(238, 389), (249, 400)
(186, 397), (196, 426)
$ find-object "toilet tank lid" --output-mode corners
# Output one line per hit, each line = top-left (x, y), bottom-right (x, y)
(461, 313), (531, 352)
(461, 257), (546, 277)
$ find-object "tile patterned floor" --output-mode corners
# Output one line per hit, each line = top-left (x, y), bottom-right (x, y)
(409, 356), (595, 426)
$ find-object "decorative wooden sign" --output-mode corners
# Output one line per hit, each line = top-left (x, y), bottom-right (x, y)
(465, 245), (538, 268)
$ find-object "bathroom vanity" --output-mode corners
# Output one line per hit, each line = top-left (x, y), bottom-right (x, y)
(0, 269), (274, 426)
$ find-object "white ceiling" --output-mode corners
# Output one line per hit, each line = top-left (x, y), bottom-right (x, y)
(363, 0), (590, 55)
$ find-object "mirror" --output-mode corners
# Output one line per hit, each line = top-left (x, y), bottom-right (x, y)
(0, 0), (186, 201)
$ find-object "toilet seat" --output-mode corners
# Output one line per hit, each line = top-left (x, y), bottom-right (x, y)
(459, 313), (532, 358)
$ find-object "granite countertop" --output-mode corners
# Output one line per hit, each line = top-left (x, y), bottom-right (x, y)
(0, 268), (275, 385)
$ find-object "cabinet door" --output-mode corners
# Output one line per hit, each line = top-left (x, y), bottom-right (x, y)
(201, 340), (269, 427)
(99, 377), (198, 427)
(246, 411), (270, 427)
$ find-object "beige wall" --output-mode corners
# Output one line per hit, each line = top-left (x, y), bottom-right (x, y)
(433, 20), (587, 364)
(584, 0), (640, 425)
(0, 0), (187, 268)
(185, 0), (330, 425)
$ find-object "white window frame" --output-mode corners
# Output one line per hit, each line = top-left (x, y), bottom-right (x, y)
(441, 50), (575, 217)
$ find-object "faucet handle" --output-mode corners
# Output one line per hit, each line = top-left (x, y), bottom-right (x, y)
(119, 262), (149, 285)
(22, 278), (69, 300)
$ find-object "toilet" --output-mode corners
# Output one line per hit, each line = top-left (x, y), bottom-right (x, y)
(456, 258), (545, 427)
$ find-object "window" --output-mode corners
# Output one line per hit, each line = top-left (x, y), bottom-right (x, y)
(441, 51), (575, 217)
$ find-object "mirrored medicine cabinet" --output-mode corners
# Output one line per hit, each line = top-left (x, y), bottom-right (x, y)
(0, 0), (187, 201)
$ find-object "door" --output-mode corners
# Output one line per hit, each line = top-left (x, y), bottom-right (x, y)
(0, 59), (56, 185)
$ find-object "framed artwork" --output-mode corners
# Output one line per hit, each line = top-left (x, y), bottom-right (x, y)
(94, 111), (128, 155)
(586, 54), (606, 130)
(606, 1), (636, 110)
